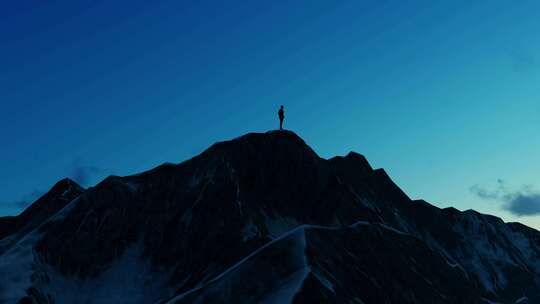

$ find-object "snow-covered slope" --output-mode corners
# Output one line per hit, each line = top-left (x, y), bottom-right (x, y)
(1, 130), (539, 304)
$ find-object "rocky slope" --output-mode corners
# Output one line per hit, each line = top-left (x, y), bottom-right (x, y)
(1, 131), (539, 304)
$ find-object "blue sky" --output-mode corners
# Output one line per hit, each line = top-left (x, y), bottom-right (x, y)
(1, 1), (540, 228)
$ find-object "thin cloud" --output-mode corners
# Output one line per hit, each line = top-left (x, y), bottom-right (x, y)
(470, 180), (540, 216)
(1, 190), (44, 212)
(470, 185), (499, 200)
(68, 159), (105, 186)
(70, 165), (101, 185)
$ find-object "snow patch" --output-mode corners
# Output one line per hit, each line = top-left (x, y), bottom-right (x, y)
(39, 241), (173, 304)
(312, 271), (335, 293)
(235, 181), (243, 215)
(264, 214), (300, 238)
(0, 233), (173, 304)
(122, 180), (141, 193)
(242, 221), (259, 242)
(515, 296), (528, 303)
(379, 223), (409, 236)
(481, 298), (502, 304)
(167, 226), (309, 303)
(47, 196), (81, 223)
(259, 267), (310, 304)
(450, 214), (515, 292)
(180, 209), (193, 227)
(0, 230), (42, 303)
(445, 259), (459, 268)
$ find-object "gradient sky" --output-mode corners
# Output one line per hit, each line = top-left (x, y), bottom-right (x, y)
(1, 1), (540, 228)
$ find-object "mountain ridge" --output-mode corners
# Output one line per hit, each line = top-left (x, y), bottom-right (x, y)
(0, 178), (83, 249)
(1, 130), (539, 304)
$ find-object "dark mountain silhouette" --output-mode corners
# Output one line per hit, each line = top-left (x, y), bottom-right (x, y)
(1, 131), (538, 303)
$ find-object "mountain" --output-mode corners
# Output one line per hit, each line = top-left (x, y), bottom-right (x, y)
(1, 130), (539, 304)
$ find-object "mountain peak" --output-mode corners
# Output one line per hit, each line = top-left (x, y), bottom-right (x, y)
(235, 129), (305, 141)
(50, 177), (83, 193)
(205, 130), (317, 156)
(195, 130), (322, 173)
(0, 177), (84, 242)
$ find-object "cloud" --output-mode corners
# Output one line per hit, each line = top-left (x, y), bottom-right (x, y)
(68, 159), (105, 186)
(70, 165), (102, 185)
(470, 179), (540, 216)
(469, 179), (505, 200)
(503, 193), (540, 216)
(470, 185), (499, 200)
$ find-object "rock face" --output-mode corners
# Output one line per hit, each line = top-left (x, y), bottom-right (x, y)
(1, 131), (539, 304)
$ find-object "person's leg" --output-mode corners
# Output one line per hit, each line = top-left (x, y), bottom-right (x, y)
(280, 119), (283, 130)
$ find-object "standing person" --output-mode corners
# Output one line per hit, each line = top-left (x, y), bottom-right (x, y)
(278, 105), (285, 130)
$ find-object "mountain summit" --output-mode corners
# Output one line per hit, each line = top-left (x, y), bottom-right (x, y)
(1, 131), (539, 304)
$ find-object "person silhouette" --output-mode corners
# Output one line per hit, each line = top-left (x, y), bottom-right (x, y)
(278, 105), (285, 130)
